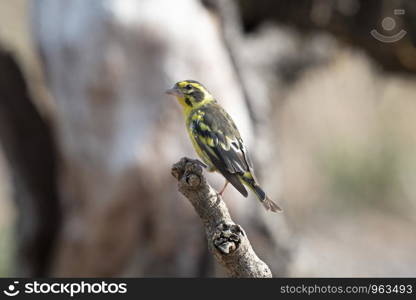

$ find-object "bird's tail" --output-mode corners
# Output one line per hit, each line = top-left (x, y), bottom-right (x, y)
(241, 175), (282, 213)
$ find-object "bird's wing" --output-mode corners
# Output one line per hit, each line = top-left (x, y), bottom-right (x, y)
(190, 105), (252, 197)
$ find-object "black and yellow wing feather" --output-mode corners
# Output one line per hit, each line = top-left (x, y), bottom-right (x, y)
(189, 103), (252, 197)
(188, 102), (282, 212)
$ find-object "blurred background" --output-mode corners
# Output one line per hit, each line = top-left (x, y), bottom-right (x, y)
(0, 0), (416, 277)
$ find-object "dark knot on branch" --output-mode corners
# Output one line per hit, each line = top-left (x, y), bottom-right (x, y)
(213, 223), (244, 255)
(171, 157), (206, 189)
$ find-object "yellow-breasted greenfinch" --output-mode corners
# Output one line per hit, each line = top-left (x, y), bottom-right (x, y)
(167, 80), (281, 212)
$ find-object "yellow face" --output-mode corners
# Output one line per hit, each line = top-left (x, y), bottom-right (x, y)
(166, 80), (214, 109)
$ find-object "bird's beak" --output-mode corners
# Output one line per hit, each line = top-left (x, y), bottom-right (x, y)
(165, 87), (183, 97)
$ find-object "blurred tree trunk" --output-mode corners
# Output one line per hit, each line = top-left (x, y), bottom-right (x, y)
(0, 47), (61, 276)
(238, 0), (416, 73)
(31, 0), (291, 276)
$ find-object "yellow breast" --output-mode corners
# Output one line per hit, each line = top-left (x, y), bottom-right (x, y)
(186, 110), (214, 169)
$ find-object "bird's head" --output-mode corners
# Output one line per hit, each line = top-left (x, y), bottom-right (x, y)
(166, 80), (215, 109)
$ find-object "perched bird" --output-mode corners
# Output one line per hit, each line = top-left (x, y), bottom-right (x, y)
(166, 80), (281, 213)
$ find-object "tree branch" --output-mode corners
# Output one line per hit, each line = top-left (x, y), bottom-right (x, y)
(171, 157), (272, 278)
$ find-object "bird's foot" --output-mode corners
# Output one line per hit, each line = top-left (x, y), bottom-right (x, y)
(218, 181), (229, 196)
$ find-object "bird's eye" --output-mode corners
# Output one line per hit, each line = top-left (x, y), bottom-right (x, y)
(185, 84), (192, 90)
